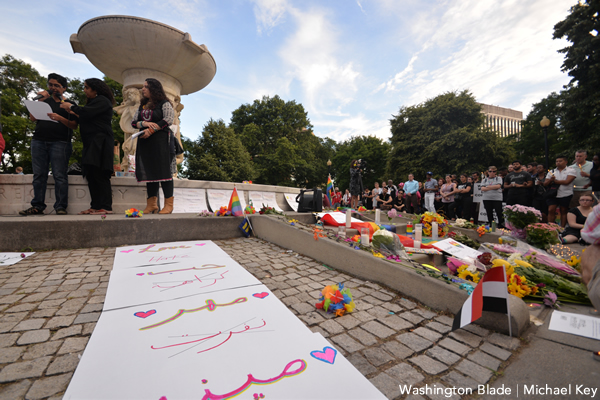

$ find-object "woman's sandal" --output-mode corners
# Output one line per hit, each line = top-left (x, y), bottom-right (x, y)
(78, 209), (97, 215)
(89, 209), (114, 215)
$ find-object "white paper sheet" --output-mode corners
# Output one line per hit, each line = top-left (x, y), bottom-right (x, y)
(432, 238), (483, 259)
(0, 252), (35, 266)
(206, 189), (247, 212)
(23, 100), (58, 122)
(249, 191), (283, 212)
(158, 188), (208, 213)
(549, 310), (600, 340)
(284, 193), (299, 211)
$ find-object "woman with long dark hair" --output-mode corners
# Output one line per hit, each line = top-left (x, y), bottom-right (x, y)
(131, 78), (176, 214)
(61, 78), (115, 214)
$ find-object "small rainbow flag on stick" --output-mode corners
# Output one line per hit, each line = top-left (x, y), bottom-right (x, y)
(326, 174), (334, 205)
(227, 187), (244, 216)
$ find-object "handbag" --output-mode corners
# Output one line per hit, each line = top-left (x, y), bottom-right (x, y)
(543, 184), (559, 199)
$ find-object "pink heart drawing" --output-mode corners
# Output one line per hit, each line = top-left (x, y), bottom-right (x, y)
(120, 249), (133, 253)
(253, 292), (269, 299)
(310, 346), (337, 364)
(134, 310), (156, 319)
(195, 243), (206, 246)
(136, 273), (144, 276)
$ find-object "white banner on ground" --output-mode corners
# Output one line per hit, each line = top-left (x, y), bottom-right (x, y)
(249, 191), (283, 212)
(158, 188), (208, 213)
(284, 193), (299, 211)
(206, 189), (247, 212)
(0, 252), (35, 266)
(549, 310), (600, 340)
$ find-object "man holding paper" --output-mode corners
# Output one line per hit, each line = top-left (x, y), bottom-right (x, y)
(20, 73), (78, 216)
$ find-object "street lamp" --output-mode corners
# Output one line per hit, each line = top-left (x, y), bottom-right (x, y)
(327, 159), (332, 176)
(540, 116), (550, 169)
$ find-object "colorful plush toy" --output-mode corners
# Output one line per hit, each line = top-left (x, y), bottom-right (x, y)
(215, 206), (229, 216)
(125, 208), (143, 218)
(315, 283), (356, 317)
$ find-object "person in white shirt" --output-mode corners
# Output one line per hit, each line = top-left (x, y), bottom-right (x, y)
(545, 155), (577, 227)
(371, 182), (382, 209)
(569, 149), (593, 208)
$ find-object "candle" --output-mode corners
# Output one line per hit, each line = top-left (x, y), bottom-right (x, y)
(415, 226), (422, 242)
(375, 209), (381, 225)
(360, 228), (370, 246)
(414, 240), (421, 249)
(432, 222), (438, 240)
(346, 210), (351, 228)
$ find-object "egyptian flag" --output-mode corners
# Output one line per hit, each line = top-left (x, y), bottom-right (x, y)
(227, 187), (244, 216)
(452, 267), (509, 331)
(326, 174), (334, 204)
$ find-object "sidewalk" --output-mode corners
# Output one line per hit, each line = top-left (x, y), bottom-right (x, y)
(0, 238), (595, 399)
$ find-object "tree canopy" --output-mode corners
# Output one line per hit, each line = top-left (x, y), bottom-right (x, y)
(331, 136), (390, 190)
(387, 90), (514, 181)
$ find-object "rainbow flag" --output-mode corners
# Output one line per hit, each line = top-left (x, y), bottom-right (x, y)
(326, 174), (334, 204)
(227, 187), (244, 216)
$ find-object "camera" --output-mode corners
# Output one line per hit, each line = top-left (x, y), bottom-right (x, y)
(355, 159), (367, 169)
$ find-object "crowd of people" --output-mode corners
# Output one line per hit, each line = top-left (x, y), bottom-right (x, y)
(17, 73), (179, 216)
(332, 152), (600, 244)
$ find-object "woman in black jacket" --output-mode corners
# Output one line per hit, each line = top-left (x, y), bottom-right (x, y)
(61, 78), (115, 215)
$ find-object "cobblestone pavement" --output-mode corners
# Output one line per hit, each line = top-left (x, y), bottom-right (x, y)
(0, 238), (521, 399)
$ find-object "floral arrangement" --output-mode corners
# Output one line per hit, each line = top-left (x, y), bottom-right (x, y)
(315, 283), (355, 317)
(242, 180), (253, 184)
(288, 219), (299, 226)
(215, 206), (229, 216)
(125, 208), (143, 218)
(453, 218), (478, 229)
(503, 205), (541, 230)
(447, 231), (480, 249)
(477, 225), (492, 237)
(259, 204), (283, 215)
(414, 212), (449, 238)
(457, 265), (481, 283)
(198, 210), (212, 217)
(525, 223), (561, 249)
(244, 205), (256, 214)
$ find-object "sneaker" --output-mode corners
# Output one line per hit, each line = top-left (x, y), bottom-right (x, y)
(56, 208), (67, 215)
(19, 207), (44, 216)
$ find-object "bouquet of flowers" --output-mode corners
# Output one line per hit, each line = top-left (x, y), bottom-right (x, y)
(525, 223), (561, 249)
(503, 205), (541, 229)
(414, 212), (449, 238)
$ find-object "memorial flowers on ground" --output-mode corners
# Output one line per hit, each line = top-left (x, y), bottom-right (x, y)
(413, 212), (449, 237)
(525, 223), (561, 249)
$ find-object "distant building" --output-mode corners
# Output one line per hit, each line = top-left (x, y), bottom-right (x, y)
(479, 103), (523, 138)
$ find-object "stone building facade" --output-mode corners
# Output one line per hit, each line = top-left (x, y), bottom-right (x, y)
(479, 103), (523, 138)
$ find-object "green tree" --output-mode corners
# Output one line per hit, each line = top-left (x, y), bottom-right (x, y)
(332, 136), (390, 191)
(553, 0), (600, 150)
(516, 92), (567, 167)
(230, 95), (325, 187)
(181, 119), (257, 182)
(387, 90), (514, 181)
(0, 54), (45, 172)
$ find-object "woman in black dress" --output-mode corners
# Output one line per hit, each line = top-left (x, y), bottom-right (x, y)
(561, 193), (594, 244)
(349, 160), (362, 209)
(131, 78), (176, 214)
(61, 78), (115, 215)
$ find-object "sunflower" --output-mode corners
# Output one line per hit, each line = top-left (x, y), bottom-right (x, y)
(457, 265), (481, 283)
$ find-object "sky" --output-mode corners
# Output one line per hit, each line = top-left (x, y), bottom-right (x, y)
(1, 0), (576, 143)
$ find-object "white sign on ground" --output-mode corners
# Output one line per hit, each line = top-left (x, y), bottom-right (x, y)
(206, 189), (247, 212)
(249, 191), (283, 211)
(0, 252), (35, 266)
(158, 188), (208, 213)
(432, 238), (482, 259)
(284, 193), (299, 211)
(549, 310), (600, 340)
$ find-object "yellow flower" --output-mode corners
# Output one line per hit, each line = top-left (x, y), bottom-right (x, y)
(372, 252), (385, 258)
(514, 260), (533, 268)
(457, 265), (481, 283)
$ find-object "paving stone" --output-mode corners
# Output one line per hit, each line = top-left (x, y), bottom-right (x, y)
(22, 341), (63, 360)
(46, 353), (81, 375)
(479, 342), (512, 361)
(462, 324), (490, 337)
(361, 320), (395, 339)
(363, 347), (395, 367)
(0, 379), (32, 400)
(25, 372), (72, 400)
(487, 333), (521, 351)
(426, 346), (461, 366)
(0, 346), (24, 363)
(73, 312), (101, 324)
(347, 353), (378, 376)
(377, 315), (413, 331)
(449, 330), (481, 347)
(336, 314), (361, 330)
(396, 332), (434, 352)
(330, 333), (364, 353)
(298, 312), (325, 326)
(413, 327), (442, 342)
(408, 354), (448, 374)
(380, 302), (403, 313)
(399, 298), (417, 309)
(57, 337), (89, 355)
(441, 371), (479, 391)
(369, 372), (401, 399)
(319, 319), (345, 335)
(361, 295), (384, 306)
(425, 321), (451, 334)
(434, 315), (454, 326)
(52, 325), (84, 342)
(290, 302), (313, 314)
(370, 291), (394, 301)
(348, 327), (378, 346)
(0, 356), (52, 383)
(399, 311), (425, 325)
(16, 330), (51, 345)
(82, 323), (96, 336)
(20, 293), (50, 303)
(31, 309), (58, 319)
(467, 350), (502, 371)
(0, 322), (17, 333)
(0, 294), (25, 304)
(0, 312), (28, 324)
(412, 308), (437, 320)
(383, 340), (414, 359)
(38, 299), (67, 309)
(385, 362), (424, 385)
(309, 326), (329, 337)
(87, 296), (105, 304)
(5, 303), (37, 313)
(351, 310), (377, 323)
(438, 338), (470, 356)
(44, 315), (77, 330)
(455, 359), (493, 384)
